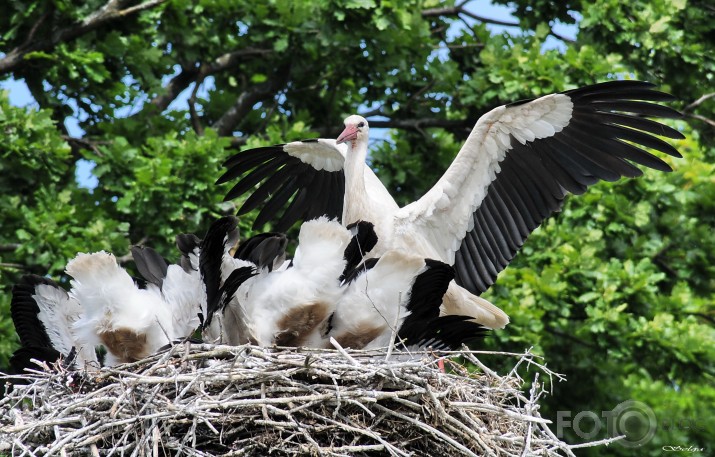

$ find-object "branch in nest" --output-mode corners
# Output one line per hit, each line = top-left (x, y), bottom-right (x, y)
(0, 345), (594, 456)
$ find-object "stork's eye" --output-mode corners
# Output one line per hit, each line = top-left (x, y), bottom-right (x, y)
(357, 122), (365, 128)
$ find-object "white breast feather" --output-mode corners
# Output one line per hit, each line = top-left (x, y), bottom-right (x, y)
(331, 251), (428, 349)
(161, 264), (202, 339)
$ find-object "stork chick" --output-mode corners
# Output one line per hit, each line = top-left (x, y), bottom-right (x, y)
(69, 251), (175, 366)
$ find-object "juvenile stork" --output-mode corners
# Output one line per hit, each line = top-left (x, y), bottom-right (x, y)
(330, 251), (488, 351)
(68, 251), (183, 365)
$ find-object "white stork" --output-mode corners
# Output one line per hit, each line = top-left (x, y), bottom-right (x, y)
(224, 217), (353, 347)
(68, 251), (187, 365)
(329, 251), (488, 351)
(207, 218), (379, 347)
(217, 81), (683, 329)
(213, 217), (483, 351)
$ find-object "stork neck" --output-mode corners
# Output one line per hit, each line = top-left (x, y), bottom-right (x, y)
(344, 140), (368, 187)
(343, 140), (370, 224)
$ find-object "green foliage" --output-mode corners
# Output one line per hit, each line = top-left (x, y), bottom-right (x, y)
(482, 122), (714, 452)
(1, 1), (713, 454)
(88, 129), (232, 251)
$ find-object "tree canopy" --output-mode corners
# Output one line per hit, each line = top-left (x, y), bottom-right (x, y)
(1, 1), (713, 454)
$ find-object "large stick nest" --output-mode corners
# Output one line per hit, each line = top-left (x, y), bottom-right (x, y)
(1, 344), (585, 456)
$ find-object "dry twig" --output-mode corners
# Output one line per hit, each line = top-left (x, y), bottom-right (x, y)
(1, 344), (599, 456)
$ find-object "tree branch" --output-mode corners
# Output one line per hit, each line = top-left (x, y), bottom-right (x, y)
(228, 137), (248, 149)
(422, 5), (520, 28)
(206, 48), (273, 74)
(686, 113), (715, 128)
(303, 115), (473, 140)
(459, 9), (520, 27)
(434, 43), (485, 50)
(147, 65), (200, 112)
(683, 92), (715, 113)
(682, 312), (715, 326)
(142, 48), (272, 115)
(0, 243), (20, 253)
(20, 10), (52, 50)
(549, 29), (576, 44)
(0, 0), (168, 75)
(212, 64), (291, 137)
(423, 2), (574, 46)
(62, 135), (108, 158)
(358, 107), (384, 118)
(652, 243), (678, 278)
(212, 82), (276, 136)
(189, 78), (205, 135)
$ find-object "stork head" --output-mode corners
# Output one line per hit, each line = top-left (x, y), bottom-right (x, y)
(336, 115), (369, 148)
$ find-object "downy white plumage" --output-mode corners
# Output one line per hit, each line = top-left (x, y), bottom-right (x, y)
(68, 251), (180, 366)
(329, 250), (432, 349)
(213, 217), (485, 351)
(220, 232), (288, 345)
(233, 217), (352, 347)
(329, 252), (487, 351)
(204, 217), (379, 347)
(131, 245), (203, 342)
(8, 216), (486, 368)
(218, 81), (684, 330)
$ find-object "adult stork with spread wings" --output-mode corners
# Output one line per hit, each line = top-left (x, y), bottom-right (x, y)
(218, 81), (683, 329)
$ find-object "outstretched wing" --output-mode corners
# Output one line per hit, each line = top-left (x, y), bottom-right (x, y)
(218, 139), (347, 231)
(394, 80), (683, 294)
(10, 275), (58, 351)
(10, 274), (97, 367)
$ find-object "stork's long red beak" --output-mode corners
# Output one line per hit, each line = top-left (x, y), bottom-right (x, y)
(336, 125), (359, 144)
